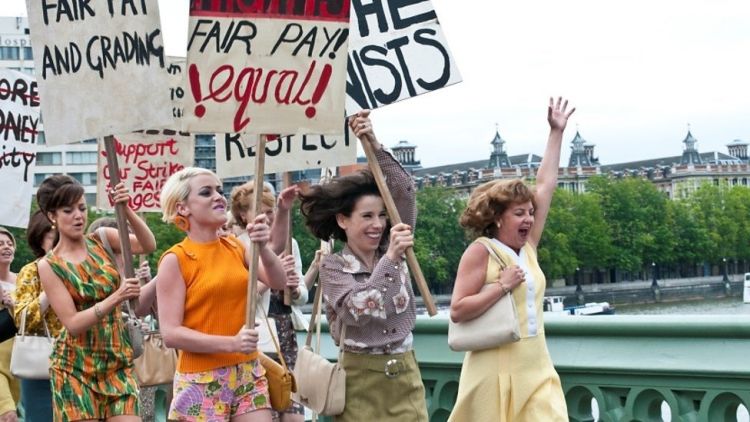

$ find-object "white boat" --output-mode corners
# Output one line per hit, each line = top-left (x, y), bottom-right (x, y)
(543, 296), (615, 315)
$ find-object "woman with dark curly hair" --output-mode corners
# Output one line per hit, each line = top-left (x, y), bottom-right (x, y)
(299, 110), (428, 421)
(448, 97), (575, 422)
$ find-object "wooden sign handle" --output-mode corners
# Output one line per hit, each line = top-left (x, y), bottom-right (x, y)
(103, 135), (138, 310)
(282, 172), (293, 306)
(359, 139), (437, 317)
(245, 135), (267, 327)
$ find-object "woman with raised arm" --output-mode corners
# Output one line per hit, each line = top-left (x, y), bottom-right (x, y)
(299, 110), (428, 421)
(448, 98), (575, 422)
(36, 175), (156, 421)
(156, 167), (287, 422)
(12, 211), (58, 421)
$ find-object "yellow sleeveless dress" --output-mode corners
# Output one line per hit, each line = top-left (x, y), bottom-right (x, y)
(449, 238), (567, 422)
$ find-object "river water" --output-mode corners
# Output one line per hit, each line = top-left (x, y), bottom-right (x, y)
(615, 296), (750, 315)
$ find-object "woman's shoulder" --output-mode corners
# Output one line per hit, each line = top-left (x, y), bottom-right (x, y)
(16, 261), (40, 282)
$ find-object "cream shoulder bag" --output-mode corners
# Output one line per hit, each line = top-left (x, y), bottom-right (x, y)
(10, 308), (54, 380)
(448, 237), (521, 352)
(294, 271), (346, 416)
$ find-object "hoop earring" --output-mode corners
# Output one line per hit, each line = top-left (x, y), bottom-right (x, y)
(174, 215), (190, 232)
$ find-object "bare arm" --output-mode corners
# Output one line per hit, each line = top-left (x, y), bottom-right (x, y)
(450, 242), (525, 322)
(157, 253), (254, 353)
(38, 258), (140, 336)
(530, 97), (575, 247)
(268, 185), (299, 255)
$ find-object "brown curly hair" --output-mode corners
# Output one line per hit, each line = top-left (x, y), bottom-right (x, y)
(230, 181), (276, 226)
(299, 170), (382, 242)
(459, 179), (536, 238)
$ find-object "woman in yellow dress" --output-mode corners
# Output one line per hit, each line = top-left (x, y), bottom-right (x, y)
(449, 97), (575, 422)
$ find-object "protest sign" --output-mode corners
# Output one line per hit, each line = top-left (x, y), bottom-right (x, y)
(25, 0), (172, 145)
(166, 56), (187, 124)
(0, 69), (40, 228)
(346, 0), (461, 114)
(183, 1), (351, 135)
(215, 128), (356, 179)
(97, 130), (195, 212)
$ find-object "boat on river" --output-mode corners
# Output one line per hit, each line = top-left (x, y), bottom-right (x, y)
(544, 296), (615, 315)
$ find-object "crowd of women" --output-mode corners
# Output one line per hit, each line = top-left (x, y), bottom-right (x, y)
(0, 98), (575, 421)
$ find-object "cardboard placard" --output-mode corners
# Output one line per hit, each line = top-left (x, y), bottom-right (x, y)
(0, 69), (40, 228)
(346, 0), (461, 113)
(25, 0), (172, 145)
(183, 1), (351, 135)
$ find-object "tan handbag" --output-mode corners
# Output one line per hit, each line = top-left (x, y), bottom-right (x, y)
(258, 305), (297, 411)
(134, 318), (178, 387)
(10, 308), (53, 380)
(448, 237), (521, 351)
(294, 275), (346, 416)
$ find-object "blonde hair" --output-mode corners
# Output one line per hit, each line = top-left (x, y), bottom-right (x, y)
(0, 226), (15, 246)
(160, 167), (217, 224)
(459, 179), (536, 238)
(230, 180), (276, 226)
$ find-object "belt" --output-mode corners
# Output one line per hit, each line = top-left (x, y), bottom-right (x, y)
(343, 350), (414, 379)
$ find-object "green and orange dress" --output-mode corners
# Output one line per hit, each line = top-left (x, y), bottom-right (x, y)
(45, 234), (139, 421)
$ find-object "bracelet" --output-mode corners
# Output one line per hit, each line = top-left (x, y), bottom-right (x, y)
(94, 303), (104, 319)
(497, 282), (511, 296)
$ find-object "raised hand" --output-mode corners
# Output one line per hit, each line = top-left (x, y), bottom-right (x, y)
(277, 185), (300, 212)
(386, 223), (413, 262)
(547, 96), (576, 132)
(348, 109), (381, 150)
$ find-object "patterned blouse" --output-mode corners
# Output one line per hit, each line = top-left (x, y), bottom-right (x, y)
(13, 260), (63, 337)
(319, 147), (417, 354)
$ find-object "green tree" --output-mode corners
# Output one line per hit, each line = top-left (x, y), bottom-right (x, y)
(413, 187), (468, 293)
(538, 189), (578, 279)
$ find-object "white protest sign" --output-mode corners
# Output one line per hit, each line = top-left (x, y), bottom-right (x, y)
(215, 129), (356, 179)
(97, 130), (195, 212)
(0, 69), (40, 228)
(165, 56), (187, 126)
(346, 0), (461, 114)
(25, 0), (172, 145)
(183, 1), (350, 135)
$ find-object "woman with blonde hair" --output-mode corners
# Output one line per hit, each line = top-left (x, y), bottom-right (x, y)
(156, 167), (287, 421)
(230, 180), (307, 422)
(449, 97), (575, 422)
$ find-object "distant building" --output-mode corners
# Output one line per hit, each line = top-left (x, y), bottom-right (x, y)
(402, 126), (750, 199)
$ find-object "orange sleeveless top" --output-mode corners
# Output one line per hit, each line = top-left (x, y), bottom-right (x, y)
(162, 235), (257, 372)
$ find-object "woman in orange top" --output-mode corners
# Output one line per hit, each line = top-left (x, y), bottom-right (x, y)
(157, 167), (287, 421)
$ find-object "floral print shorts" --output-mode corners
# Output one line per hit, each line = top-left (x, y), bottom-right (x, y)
(169, 359), (271, 421)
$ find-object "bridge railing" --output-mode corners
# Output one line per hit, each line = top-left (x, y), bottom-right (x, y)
(306, 314), (750, 422)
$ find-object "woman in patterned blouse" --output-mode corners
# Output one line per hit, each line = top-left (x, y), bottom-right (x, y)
(300, 110), (428, 421)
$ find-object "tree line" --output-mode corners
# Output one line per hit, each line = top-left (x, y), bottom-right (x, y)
(6, 176), (748, 294)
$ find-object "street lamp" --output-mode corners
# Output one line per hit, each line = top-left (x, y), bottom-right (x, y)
(651, 262), (658, 287)
(723, 257), (729, 282)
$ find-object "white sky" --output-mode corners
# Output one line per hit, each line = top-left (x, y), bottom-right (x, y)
(3, 0), (749, 168)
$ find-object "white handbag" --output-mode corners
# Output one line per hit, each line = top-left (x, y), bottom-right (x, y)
(10, 308), (54, 380)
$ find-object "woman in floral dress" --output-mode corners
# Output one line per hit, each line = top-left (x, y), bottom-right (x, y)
(37, 175), (156, 421)
(300, 110), (428, 421)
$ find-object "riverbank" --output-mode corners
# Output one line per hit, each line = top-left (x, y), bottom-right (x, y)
(403, 274), (745, 311)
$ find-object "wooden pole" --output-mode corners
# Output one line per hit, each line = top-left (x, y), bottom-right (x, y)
(245, 135), (267, 327)
(103, 135), (138, 310)
(359, 139), (437, 316)
(283, 172), (293, 306)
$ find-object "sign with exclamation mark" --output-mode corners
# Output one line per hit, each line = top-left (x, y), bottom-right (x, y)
(183, 1), (351, 135)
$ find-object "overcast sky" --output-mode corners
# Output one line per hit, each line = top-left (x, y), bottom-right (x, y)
(3, 0), (749, 168)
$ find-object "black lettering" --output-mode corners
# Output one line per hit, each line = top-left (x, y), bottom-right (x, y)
(224, 133), (246, 160)
(361, 44), (402, 104)
(302, 135), (317, 151)
(385, 36), (416, 97)
(413, 28), (450, 91)
(388, 0), (436, 30)
(351, 0), (389, 37)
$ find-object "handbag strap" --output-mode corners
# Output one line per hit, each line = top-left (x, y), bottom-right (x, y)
(19, 307), (51, 339)
(475, 237), (509, 270)
(257, 301), (289, 371)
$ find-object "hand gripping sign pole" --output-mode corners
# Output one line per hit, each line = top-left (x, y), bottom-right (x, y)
(103, 135), (139, 310)
(358, 138), (437, 316)
(246, 135), (268, 327)
(283, 171), (294, 306)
